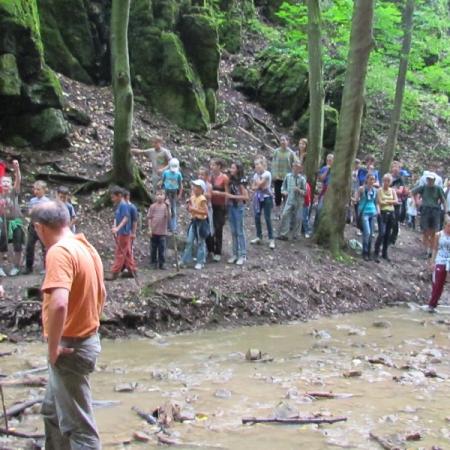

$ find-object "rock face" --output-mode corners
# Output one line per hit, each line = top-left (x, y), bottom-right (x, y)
(0, 0), (69, 148)
(37, 0), (221, 131)
(37, 0), (110, 85)
(232, 50), (309, 125)
(233, 50), (340, 148)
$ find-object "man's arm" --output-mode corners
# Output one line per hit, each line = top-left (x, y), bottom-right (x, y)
(46, 287), (73, 365)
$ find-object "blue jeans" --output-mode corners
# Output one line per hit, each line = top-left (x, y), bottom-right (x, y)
(228, 204), (246, 258)
(150, 235), (166, 267)
(300, 205), (310, 235)
(255, 196), (273, 240)
(166, 190), (178, 232)
(182, 223), (206, 265)
(361, 213), (376, 254)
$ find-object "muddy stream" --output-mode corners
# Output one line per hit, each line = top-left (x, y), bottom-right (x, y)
(1, 306), (450, 449)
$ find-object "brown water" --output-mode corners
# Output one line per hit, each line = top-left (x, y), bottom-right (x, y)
(2, 306), (450, 449)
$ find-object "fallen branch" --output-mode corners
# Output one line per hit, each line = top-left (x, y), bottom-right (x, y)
(243, 111), (280, 139)
(156, 290), (195, 301)
(10, 366), (47, 378)
(242, 416), (347, 425)
(238, 126), (275, 151)
(306, 391), (356, 400)
(0, 351), (15, 358)
(0, 376), (47, 387)
(36, 172), (96, 184)
(0, 398), (43, 419)
(369, 432), (402, 450)
(0, 427), (44, 439)
(143, 272), (185, 289)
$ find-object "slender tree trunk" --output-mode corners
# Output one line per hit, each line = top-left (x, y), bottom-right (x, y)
(110, 0), (149, 202)
(304, 0), (324, 194)
(315, 0), (374, 254)
(381, 0), (414, 176)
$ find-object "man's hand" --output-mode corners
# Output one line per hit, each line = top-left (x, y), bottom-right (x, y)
(12, 160), (20, 171)
(112, 226), (118, 234)
(49, 345), (74, 365)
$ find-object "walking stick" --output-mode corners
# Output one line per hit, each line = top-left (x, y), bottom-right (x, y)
(173, 231), (179, 272)
(0, 385), (8, 431)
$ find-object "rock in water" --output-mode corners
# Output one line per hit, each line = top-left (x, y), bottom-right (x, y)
(246, 348), (262, 361)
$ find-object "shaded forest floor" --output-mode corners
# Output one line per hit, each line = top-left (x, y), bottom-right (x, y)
(0, 52), (448, 339)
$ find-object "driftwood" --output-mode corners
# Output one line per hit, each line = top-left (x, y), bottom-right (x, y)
(0, 427), (44, 439)
(242, 416), (347, 425)
(369, 432), (402, 450)
(306, 391), (355, 400)
(10, 366), (47, 378)
(0, 398), (43, 419)
(0, 376), (47, 387)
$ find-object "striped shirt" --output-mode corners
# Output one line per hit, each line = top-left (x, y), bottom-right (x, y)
(271, 147), (295, 181)
(147, 202), (170, 236)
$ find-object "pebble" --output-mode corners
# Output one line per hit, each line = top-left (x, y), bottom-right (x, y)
(114, 382), (137, 393)
(214, 388), (231, 399)
(372, 320), (392, 328)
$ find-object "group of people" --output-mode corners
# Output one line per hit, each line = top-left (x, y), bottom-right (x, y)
(0, 160), (76, 277)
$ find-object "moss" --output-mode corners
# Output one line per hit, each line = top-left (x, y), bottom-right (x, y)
(179, 14), (220, 90)
(205, 88), (217, 121)
(0, 54), (21, 96)
(219, 17), (242, 53)
(294, 105), (339, 150)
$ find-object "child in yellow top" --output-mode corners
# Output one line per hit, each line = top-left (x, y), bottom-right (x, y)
(181, 180), (209, 270)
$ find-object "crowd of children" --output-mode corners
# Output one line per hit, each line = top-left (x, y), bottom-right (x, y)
(2, 134), (450, 312)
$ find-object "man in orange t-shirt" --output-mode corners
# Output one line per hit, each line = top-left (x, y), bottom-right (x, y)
(32, 200), (105, 450)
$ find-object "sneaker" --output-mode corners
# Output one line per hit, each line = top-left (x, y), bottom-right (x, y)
(213, 254), (221, 262)
(269, 239), (275, 249)
(194, 263), (204, 270)
(9, 267), (20, 277)
(235, 257), (246, 266)
(305, 233), (311, 239)
(0, 268), (6, 277)
(250, 237), (261, 245)
(23, 267), (33, 275)
(356, 230), (362, 236)
(159, 264), (167, 270)
(227, 256), (237, 264)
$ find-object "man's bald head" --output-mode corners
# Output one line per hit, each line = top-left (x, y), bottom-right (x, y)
(31, 200), (70, 230)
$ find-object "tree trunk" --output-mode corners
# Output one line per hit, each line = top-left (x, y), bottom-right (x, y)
(304, 0), (325, 194)
(381, 0), (415, 176)
(110, 0), (150, 202)
(315, 0), (374, 254)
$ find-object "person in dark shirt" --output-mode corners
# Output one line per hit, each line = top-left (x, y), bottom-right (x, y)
(389, 162), (404, 245)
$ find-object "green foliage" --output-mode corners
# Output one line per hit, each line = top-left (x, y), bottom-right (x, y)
(263, 0), (450, 125)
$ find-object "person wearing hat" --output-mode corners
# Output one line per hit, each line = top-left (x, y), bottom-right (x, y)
(181, 179), (209, 270)
(161, 158), (183, 233)
(412, 173), (447, 258)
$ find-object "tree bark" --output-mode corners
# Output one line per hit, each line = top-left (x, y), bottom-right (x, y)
(304, 0), (325, 194)
(381, 0), (415, 176)
(110, 0), (150, 202)
(315, 0), (375, 254)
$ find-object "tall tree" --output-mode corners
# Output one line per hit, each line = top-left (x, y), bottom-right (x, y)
(381, 0), (415, 176)
(304, 0), (325, 192)
(315, 0), (374, 254)
(110, 0), (149, 201)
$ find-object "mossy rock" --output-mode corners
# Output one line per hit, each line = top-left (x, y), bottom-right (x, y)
(293, 105), (339, 150)
(179, 14), (220, 90)
(233, 50), (309, 125)
(205, 88), (217, 122)
(37, 0), (110, 84)
(219, 17), (242, 53)
(254, 0), (294, 22)
(0, 54), (21, 97)
(0, 0), (68, 147)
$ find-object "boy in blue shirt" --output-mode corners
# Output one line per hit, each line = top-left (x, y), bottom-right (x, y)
(109, 186), (136, 279)
(162, 158), (183, 232)
(57, 186), (77, 232)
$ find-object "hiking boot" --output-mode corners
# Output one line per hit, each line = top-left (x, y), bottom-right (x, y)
(382, 255), (391, 262)
(23, 267), (33, 275)
(159, 264), (166, 270)
(269, 239), (275, 249)
(250, 237), (261, 245)
(9, 267), (20, 277)
(227, 256), (237, 264)
(276, 235), (288, 241)
(374, 255), (380, 263)
(235, 256), (246, 266)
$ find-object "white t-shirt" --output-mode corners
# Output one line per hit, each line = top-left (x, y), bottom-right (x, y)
(253, 171), (272, 197)
(406, 198), (417, 216)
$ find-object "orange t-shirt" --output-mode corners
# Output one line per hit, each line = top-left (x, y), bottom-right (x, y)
(41, 234), (106, 338)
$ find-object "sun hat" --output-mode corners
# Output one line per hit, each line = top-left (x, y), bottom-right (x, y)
(192, 179), (206, 192)
(169, 158), (180, 172)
